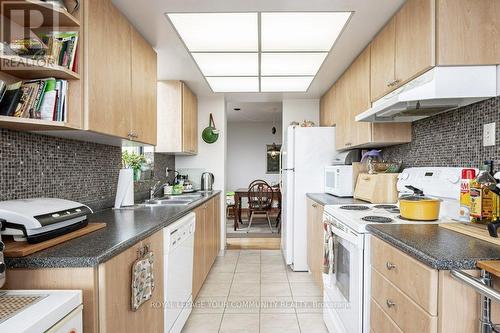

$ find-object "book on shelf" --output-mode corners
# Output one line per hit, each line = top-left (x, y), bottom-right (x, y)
(0, 78), (68, 122)
(8, 31), (79, 71)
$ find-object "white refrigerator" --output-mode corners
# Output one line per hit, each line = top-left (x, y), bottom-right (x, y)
(280, 126), (337, 271)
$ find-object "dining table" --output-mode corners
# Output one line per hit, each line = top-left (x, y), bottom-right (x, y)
(233, 186), (281, 231)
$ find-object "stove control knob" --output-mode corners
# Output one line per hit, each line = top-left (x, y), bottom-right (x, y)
(0, 262), (5, 274)
(0, 241), (4, 251)
(399, 173), (409, 181)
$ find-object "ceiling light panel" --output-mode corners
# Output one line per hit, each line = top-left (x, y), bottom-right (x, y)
(206, 77), (259, 93)
(261, 53), (328, 76)
(261, 76), (314, 92)
(167, 13), (258, 51)
(192, 53), (258, 76)
(261, 12), (351, 51)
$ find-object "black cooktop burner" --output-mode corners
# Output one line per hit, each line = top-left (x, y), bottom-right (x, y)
(362, 216), (393, 223)
(340, 205), (370, 211)
(374, 205), (398, 210)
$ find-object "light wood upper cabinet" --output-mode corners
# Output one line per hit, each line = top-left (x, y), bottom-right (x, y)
(327, 46), (411, 150)
(130, 28), (158, 145)
(347, 47), (372, 147)
(86, 0), (132, 139)
(182, 84), (198, 154)
(370, 18), (396, 102)
(85, 0), (157, 144)
(98, 230), (164, 333)
(319, 85), (335, 127)
(371, 0), (435, 102)
(156, 81), (198, 155)
(394, 0), (435, 85)
(436, 0), (500, 65)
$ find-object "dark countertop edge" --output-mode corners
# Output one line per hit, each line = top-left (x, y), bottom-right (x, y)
(367, 227), (447, 269)
(367, 225), (497, 270)
(6, 191), (221, 269)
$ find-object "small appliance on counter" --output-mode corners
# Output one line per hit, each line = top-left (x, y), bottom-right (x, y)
(353, 173), (399, 203)
(324, 150), (361, 197)
(0, 198), (93, 243)
(200, 172), (214, 192)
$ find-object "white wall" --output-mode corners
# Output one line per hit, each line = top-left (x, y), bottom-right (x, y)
(176, 96), (227, 252)
(227, 121), (282, 191)
(282, 99), (320, 142)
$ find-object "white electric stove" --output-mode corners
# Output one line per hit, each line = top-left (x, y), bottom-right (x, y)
(324, 203), (456, 233)
(322, 167), (476, 333)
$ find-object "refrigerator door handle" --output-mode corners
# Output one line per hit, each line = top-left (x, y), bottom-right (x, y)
(282, 168), (295, 171)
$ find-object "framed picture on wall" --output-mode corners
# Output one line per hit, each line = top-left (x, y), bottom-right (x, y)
(266, 144), (281, 174)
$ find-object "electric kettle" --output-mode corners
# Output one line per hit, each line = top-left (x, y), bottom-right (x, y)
(201, 172), (214, 192)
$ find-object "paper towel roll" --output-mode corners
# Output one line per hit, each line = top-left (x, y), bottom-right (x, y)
(115, 168), (134, 209)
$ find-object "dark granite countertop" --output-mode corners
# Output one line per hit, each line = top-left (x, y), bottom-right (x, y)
(367, 224), (500, 270)
(5, 191), (221, 269)
(306, 193), (367, 206)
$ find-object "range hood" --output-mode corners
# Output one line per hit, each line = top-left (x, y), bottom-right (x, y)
(356, 66), (499, 122)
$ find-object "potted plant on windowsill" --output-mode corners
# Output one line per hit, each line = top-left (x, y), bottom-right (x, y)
(122, 151), (147, 181)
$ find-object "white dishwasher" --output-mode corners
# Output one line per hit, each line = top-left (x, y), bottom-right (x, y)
(164, 212), (195, 333)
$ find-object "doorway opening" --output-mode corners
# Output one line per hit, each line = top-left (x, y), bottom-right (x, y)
(225, 102), (283, 241)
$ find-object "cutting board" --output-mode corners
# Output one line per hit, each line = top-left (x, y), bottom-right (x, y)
(439, 223), (500, 247)
(477, 261), (500, 278)
(3, 222), (106, 257)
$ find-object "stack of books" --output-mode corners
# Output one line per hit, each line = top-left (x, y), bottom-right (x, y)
(0, 78), (68, 121)
(9, 31), (79, 72)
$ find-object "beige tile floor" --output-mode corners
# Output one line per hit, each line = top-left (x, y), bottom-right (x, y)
(182, 249), (328, 333)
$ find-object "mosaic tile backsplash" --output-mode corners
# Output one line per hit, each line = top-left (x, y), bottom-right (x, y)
(0, 129), (174, 211)
(383, 96), (500, 170)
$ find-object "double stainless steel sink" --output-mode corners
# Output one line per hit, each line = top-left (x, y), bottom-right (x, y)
(141, 194), (203, 207)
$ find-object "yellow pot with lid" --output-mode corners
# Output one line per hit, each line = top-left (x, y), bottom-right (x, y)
(399, 186), (442, 221)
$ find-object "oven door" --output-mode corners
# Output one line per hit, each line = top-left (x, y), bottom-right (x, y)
(323, 220), (364, 333)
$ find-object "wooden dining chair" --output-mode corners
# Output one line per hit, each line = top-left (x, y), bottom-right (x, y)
(247, 180), (274, 233)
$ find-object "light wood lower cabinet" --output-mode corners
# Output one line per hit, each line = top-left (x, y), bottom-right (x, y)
(192, 194), (221, 298)
(98, 230), (163, 333)
(2, 196), (222, 333)
(3, 229), (164, 333)
(306, 198), (324, 290)
(371, 236), (500, 333)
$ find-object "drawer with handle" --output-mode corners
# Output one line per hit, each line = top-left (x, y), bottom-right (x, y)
(370, 298), (402, 333)
(371, 268), (438, 333)
(371, 236), (438, 315)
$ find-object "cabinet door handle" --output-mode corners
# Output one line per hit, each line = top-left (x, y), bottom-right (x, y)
(312, 203), (318, 208)
(386, 262), (396, 270)
(345, 142), (352, 147)
(386, 299), (396, 308)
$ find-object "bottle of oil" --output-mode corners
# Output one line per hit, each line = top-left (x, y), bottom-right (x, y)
(471, 161), (496, 223)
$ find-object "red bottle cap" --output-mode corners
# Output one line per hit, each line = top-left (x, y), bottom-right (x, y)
(461, 168), (476, 179)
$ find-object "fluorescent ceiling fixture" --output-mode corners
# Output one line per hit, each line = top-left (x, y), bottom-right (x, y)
(206, 77), (259, 93)
(261, 53), (328, 76)
(191, 53), (258, 76)
(261, 12), (351, 51)
(167, 13), (258, 51)
(261, 76), (314, 92)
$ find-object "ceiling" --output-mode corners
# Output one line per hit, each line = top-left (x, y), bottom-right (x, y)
(226, 102), (282, 123)
(112, 0), (405, 102)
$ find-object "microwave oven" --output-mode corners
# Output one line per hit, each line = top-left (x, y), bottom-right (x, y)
(324, 165), (354, 197)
